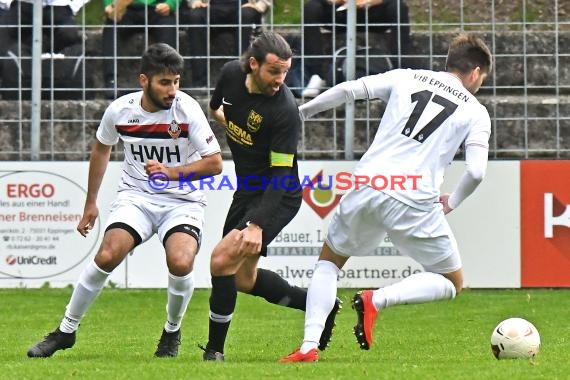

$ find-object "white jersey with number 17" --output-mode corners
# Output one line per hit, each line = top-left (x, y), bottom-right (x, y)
(354, 68), (491, 211)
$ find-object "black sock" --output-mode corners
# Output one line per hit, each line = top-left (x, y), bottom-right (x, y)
(249, 268), (307, 311)
(207, 275), (237, 354)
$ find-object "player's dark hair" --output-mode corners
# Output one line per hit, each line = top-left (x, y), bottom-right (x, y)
(240, 31), (293, 73)
(445, 33), (492, 75)
(140, 43), (184, 78)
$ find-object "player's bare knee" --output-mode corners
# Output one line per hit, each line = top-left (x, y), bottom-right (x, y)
(94, 248), (120, 272)
(210, 247), (240, 275)
(210, 233), (244, 275)
(210, 251), (226, 274)
(169, 264), (193, 277)
(166, 251), (194, 276)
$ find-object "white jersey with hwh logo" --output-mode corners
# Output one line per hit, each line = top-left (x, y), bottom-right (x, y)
(355, 68), (491, 210)
(96, 90), (221, 205)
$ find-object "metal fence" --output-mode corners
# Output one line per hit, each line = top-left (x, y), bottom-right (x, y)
(0, 0), (568, 161)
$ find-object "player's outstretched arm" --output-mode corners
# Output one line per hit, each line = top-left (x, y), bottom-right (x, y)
(299, 79), (368, 120)
(77, 140), (112, 237)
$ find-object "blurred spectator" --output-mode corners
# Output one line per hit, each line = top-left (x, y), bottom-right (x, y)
(102, 0), (179, 98)
(302, 0), (412, 97)
(181, 0), (271, 89)
(3, 0), (88, 53)
(0, 0), (9, 13)
(0, 0), (11, 58)
(0, 0), (93, 101)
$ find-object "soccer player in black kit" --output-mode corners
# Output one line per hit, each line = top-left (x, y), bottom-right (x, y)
(200, 31), (340, 361)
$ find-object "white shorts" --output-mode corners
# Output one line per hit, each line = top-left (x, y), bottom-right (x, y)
(326, 186), (461, 274)
(105, 191), (205, 245)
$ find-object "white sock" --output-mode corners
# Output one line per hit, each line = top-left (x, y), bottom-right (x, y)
(300, 260), (339, 354)
(164, 272), (194, 332)
(372, 272), (456, 310)
(59, 261), (110, 333)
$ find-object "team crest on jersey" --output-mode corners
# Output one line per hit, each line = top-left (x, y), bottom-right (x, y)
(246, 110), (262, 132)
(168, 120), (181, 139)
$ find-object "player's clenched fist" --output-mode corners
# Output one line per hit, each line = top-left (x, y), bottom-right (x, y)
(145, 160), (165, 175)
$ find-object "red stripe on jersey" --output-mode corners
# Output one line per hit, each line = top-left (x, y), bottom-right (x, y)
(116, 123), (189, 134)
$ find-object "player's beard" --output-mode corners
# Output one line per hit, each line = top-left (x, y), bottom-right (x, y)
(251, 70), (279, 97)
(146, 82), (173, 110)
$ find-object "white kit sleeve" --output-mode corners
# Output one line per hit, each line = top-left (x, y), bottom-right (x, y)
(448, 144), (489, 209)
(299, 79), (369, 120)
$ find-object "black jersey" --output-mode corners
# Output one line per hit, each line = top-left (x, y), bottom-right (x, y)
(210, 60), (302, 198)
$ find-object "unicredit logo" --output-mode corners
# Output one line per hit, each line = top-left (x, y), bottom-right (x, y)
(4, 255), (58, 265)
(544, 193), (570, 238)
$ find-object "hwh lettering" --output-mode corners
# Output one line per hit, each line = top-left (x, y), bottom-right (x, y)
(544, 193), (570, 238)
(130, 144), (181, 163)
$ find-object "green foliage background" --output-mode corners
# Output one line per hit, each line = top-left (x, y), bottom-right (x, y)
(78, 1), (568, 30)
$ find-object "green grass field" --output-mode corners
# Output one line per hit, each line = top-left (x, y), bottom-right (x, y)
(2, 288), (568, 379)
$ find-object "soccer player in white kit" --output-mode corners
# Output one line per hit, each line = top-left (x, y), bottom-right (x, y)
(27, 43), (222, 358)
(281, 33), (493, 362)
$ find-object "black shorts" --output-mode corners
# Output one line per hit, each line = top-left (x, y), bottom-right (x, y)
(222, 192), (302, 256)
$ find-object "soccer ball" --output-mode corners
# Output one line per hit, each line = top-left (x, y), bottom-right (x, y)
(490, 317), (540, 359)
